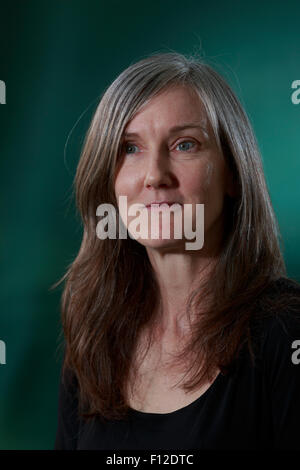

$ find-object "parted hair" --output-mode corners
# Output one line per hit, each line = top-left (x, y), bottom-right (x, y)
(55, 51), (292, 421)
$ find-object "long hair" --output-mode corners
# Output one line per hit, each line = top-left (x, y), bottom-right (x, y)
(55, 51), (294, 421)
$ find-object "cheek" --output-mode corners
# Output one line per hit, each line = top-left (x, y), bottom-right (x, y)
(202, 164), (228, 228)
(114, 176), (123, 198)
(182, 161), (216, 201)
(201, 161), (215, 194)
(115, 168), (137, 198)
(205, 162), (226, 197)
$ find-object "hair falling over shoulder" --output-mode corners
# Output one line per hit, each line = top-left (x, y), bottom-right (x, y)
(54, 51), (295, 421)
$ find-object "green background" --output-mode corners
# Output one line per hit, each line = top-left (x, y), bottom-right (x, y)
(0, 0), (299, 450)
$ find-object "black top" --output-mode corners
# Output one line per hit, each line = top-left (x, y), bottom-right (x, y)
(54, 277), (300, 450)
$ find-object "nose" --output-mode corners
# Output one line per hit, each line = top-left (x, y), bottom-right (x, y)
(144, 148), (173, 189)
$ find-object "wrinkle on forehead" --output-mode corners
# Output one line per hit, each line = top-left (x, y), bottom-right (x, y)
(124, 85), (212, 141)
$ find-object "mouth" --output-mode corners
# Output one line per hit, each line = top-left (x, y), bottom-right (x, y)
(145, 201), (182, 208)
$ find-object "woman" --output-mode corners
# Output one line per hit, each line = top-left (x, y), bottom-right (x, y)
(54, 51), (300, 450)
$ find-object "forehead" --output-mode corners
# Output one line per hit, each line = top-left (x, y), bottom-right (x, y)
(124, 85), (209, 135)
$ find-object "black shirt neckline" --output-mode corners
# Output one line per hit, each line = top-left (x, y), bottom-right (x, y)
(127, 370), (225, 420)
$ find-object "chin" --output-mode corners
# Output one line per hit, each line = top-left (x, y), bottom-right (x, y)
(131, 235), (187, 252)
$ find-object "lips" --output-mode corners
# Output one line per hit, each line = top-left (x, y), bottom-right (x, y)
(145, 201), (182, 208)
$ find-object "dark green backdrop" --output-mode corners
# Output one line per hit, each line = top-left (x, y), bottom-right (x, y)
(0, 0), (299, 450)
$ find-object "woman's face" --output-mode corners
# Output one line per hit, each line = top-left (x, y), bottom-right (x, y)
(114, 84), (234, 253)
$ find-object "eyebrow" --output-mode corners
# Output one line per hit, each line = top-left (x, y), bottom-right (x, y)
(123, 122), (209, 138)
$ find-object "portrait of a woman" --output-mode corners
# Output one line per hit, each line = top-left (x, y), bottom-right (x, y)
(54, 51), (300, 450)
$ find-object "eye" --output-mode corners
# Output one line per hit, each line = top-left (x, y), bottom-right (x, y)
(121, 139), (198, 156)
(175, 140), (197, 152)
(123, 142), (139, 155)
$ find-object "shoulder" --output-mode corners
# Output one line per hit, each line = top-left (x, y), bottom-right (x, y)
(55, 360), (80, 450)
(58, 361), (80, 418)
(254, 277), (300, 387)
(252, 277), (300, 449)
(246, 277), (300, 372)
(253, 276), (300, 329)
(258, 276), (300, 304)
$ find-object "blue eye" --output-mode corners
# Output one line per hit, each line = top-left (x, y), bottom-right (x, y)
(122, 140), (196, 156)
(124, 143), (139, 155)
(176, 141), (195, 152)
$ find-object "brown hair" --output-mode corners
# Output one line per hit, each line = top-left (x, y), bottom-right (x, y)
(55, 51), (296, 421)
